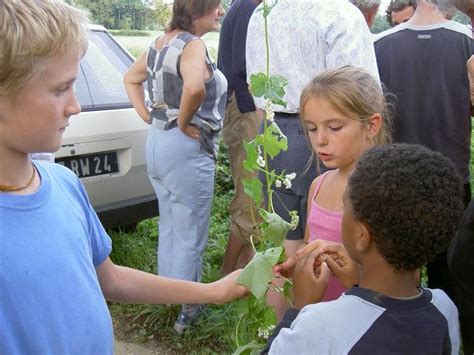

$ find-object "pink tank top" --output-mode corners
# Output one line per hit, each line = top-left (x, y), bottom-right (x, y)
(307, 171), (345, 301)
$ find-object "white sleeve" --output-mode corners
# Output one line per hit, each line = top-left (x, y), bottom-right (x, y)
(268, 305), (336, 354)
(324, 14), (380, 83)
(269, 295), (385, 355)
(245, 11), (266, 110)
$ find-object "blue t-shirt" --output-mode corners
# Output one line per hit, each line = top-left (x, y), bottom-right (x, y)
(0, 162), (113, 354)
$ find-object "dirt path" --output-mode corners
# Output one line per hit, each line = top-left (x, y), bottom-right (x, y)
(115, 340), (165, 355)
(113, 313), (173, 355)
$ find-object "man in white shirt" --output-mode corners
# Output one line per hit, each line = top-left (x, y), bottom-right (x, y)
(246, 0), (379, 320)
(350, 0), (381, 27)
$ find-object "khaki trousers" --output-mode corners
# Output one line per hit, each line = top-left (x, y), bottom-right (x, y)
(222, 94), (262, 243)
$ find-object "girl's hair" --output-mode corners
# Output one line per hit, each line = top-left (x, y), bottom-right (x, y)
(0, 0), (88, 98)
(300, 65), (392, 147)
(167, 0), (221, 33)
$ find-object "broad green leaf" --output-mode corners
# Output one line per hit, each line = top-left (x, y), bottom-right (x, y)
(260, 306), (277, 334)
(243, 178), (263, 207)
(233, 341), (264, 355)
(263, 122), (287, 159)
(283, 281), (292, 302)
(234, 298), (250, 318)
(247, 295), (271, 319)
(249, 73), (288, 108)
(249, 73), (269, 98)
(243, 140), (259, 172)
(260, 210), (292, 247)
(266, 74), (288, 107)
(236, 247), (283, 299)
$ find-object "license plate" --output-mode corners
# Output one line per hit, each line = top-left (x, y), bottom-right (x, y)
(56, 152), (119, 178)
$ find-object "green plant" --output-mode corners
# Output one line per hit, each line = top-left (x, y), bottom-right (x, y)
(109, 29), (151, 36)
(232, 1), (297, 353)
(215, 139), (234, 196)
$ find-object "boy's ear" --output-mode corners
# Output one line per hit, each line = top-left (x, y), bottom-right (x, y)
(354, 221), (372, 252)
(366, 113), (382, 139)
(0, 97), (6, 121)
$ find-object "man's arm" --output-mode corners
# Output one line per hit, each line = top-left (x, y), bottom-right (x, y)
(96, 258), (248, 305)
(232, 1), (257, 79)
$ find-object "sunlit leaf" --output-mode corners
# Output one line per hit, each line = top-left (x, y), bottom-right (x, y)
(260, 210), (292, 247)
(249, 73), (268, 98)
(263, 122), (287, 158)
(236, 247), (283, 299)
(243, 140), (259, 172)
(249, 73), (288, 108)
(242, 178), (263, 207)
(233, 341), (263, 355)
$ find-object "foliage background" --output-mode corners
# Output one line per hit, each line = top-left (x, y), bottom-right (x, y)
(66, 0), (171, 30)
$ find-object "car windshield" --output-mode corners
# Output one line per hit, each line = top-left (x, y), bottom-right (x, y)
(78, 30), (134, 111)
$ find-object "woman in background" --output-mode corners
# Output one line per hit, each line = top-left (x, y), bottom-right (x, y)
(124, 0), (227, 334)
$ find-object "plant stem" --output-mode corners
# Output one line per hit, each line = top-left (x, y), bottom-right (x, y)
(269, 282), (294, 307)
(235, 313), (247, 348)
(262, 0), (273, 214)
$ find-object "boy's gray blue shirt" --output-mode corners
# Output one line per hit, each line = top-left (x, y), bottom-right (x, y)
(267, 287), (459, 354)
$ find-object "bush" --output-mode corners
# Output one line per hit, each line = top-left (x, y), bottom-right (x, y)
(109, 29), (151, 37)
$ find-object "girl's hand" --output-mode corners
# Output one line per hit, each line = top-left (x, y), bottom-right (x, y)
(273, 243), (323, 278)
(273, 255), (297, 278)
(296, 239), (359, 289)
(293, 251), (331, 309)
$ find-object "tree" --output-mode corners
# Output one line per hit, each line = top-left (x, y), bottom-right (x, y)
(67, 0), (170, 30)
(222, 0), (232, 11)
(153, 0), (172, 30)
(371, 13), (391, 34)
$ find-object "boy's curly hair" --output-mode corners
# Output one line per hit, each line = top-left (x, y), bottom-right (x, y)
(348, 144), (464, 270)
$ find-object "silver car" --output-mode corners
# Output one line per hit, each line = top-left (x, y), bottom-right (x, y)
(55, 25), (157, 229)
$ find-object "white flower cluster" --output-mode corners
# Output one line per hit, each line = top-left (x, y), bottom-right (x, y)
(257, 325), (274, 339)
(275, 172), (296, 189)
(264, 98), (274, 122)
(289, 210), (299, 230)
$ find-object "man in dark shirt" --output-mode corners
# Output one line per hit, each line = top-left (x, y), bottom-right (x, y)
(217, 0), (262, 275)
(374, 0), (473, 299)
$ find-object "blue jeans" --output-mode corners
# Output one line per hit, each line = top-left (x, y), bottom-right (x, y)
(146, 124), (215, 282)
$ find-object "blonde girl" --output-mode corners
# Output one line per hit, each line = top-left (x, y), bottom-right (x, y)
(300, 65), (392, 301)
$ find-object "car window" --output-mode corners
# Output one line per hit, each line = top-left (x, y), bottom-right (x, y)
(80, 30), (134, 111)
(74, 65), (93, 109)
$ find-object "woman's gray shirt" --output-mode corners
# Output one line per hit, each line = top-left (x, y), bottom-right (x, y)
(146, 31), (228, 159)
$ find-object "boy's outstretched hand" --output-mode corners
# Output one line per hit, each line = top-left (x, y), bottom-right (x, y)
(296, 240), (359, 289)
(293, 251), (331, 309)
(210, 269), (249, 304)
